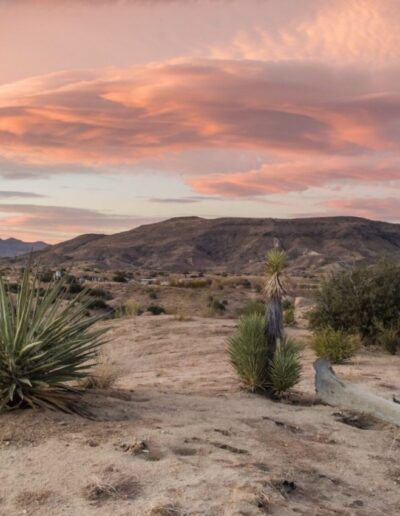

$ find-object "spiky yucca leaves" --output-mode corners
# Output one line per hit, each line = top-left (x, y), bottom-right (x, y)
(228, 314), (268, 391)
(269, 337), (301, 396)
(0, 267), (107, 413)
(264, 249), (287, 365)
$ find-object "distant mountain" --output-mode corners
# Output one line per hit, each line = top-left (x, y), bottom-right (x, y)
(0, 237), (48, 258)
(20, 216), (400, 274)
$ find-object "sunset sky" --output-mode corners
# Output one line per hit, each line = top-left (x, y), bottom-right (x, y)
(0, 0), (399, 242)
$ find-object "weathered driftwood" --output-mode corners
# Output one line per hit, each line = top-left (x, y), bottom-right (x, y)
(313, 358), (400, 426)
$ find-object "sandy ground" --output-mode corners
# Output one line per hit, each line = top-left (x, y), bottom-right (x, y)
(0, 315), (400, 515)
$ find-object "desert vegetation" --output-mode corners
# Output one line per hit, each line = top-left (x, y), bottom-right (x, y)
(228, 250), (301, 395)
(0, 267), (106, 413)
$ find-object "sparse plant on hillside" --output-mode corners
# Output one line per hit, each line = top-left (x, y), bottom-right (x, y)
(147, 304), (166, 315)
(283, 306), (296, 326)
(311, 328), (359, 364)
(0, 267), (106, 412)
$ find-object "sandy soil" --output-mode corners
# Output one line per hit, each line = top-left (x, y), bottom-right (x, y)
(0, 315), (400, 515)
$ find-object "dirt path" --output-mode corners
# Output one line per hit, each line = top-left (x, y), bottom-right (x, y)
(0, 316), (399, 515)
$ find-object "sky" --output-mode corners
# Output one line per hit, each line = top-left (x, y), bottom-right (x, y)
(0, 0), (399, 243)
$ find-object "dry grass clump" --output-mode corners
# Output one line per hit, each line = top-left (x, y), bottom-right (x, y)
(79, 352), (120, 389)
(115, 299), (142, 318)
(147, 503), (185, 515)
(15, 489), (55, 507)
(84, 471), (140, 505)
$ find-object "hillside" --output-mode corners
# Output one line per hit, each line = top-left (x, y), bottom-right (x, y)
(0, 237), (48, 258)
(20, 216), (400, 273)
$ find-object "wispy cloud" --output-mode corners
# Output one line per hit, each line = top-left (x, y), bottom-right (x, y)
(0, 191), (45, 199)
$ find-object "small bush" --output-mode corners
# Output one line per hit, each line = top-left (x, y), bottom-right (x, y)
(283, 307), (295, 326)
(377, 327), (399, 355)
(149, 291), (158, 300)
(80, 353), (120, 389)
(208, 299), (226, 316)
(115, 300), (142, 318)
(89, 287), (113, 300)
(311, 328), (359, 364)
(147, 304), (166, 316)
(39, 270), (53, 283)
(113, 273), (127, 283)
(270, 337), (301, 395)
(240, 300), (265, 317)
(69, 282), (84, 295)
(88, 298), (110, 311)
(228, 314), (268, 391)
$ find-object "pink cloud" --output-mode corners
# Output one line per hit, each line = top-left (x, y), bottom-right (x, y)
(322, 197), (400, 222)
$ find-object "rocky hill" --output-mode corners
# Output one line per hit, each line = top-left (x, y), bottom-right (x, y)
(0, 237), (48, 258)
(19, 216), (400, 274)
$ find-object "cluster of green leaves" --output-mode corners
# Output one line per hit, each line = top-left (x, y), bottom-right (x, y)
(311, 328), (359, 364)
(228, 313), (301, 394)
(309, 262), (400, 343)
(377, 326), (400, 355)
(0, 268), (106, 413)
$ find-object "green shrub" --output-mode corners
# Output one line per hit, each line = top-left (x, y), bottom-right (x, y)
(377, 326), (399, 355)
(240, 300), (265, 317)
(38, 270), (53, 283)
(147, 304), (166, 315)
(311, 328), (359, 364)
(283, 306), (295, 326)
(270, 337), (301, 395)
(0, 268), (106, 412)
(310, 262), (400, 343)
(228, 314), (268, 391)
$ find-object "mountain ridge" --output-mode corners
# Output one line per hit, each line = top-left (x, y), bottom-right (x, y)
(0, 237), (48, 258)
(13, 216), (400, 273)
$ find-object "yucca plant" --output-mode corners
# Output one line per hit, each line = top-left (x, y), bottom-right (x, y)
(228, 313), (268, 392)
(269, 337), (302, 396)
(264, 249), (287, 365)
(0, 266), (107, 413)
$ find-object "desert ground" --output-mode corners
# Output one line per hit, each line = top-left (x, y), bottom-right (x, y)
(0, 314), (400, 516)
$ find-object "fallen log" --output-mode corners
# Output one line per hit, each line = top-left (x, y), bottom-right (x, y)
(313, 358), (400, 426)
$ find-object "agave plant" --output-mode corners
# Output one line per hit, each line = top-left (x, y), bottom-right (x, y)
(264, 249), (287, 365)
(0, 267), (107, 413)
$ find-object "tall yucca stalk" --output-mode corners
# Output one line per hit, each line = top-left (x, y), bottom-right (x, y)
(264, 249), (287, 367)
(0, 266), (107, 413)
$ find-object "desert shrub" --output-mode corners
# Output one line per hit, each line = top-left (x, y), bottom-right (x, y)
(228, 314), (268, 391)
(309, 262), (400, 343)
(283, 306), (295, 326)
(79, 353), (120, 389)
(115, 300), (142, 318)
(88, 298), (111, 311)
(270, 337), (301, 395)
(0, 268), (106, 412)
(170, 278), (211, 288)
(7, 282), (20, 293)
(149, 290), (158, 300)
(89, 287), (113, 300)
(377, 326), (400, 355)
(208, 299), (226, 316)
(69, 282), (84, 295)
(113, 272), (127, 283)
(282, 298), (294, 310)
(311, 328), (359, 364)
(147, 304), (166, 315)
(240, 300), (265, 317)
(38, 270), (53, 283)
